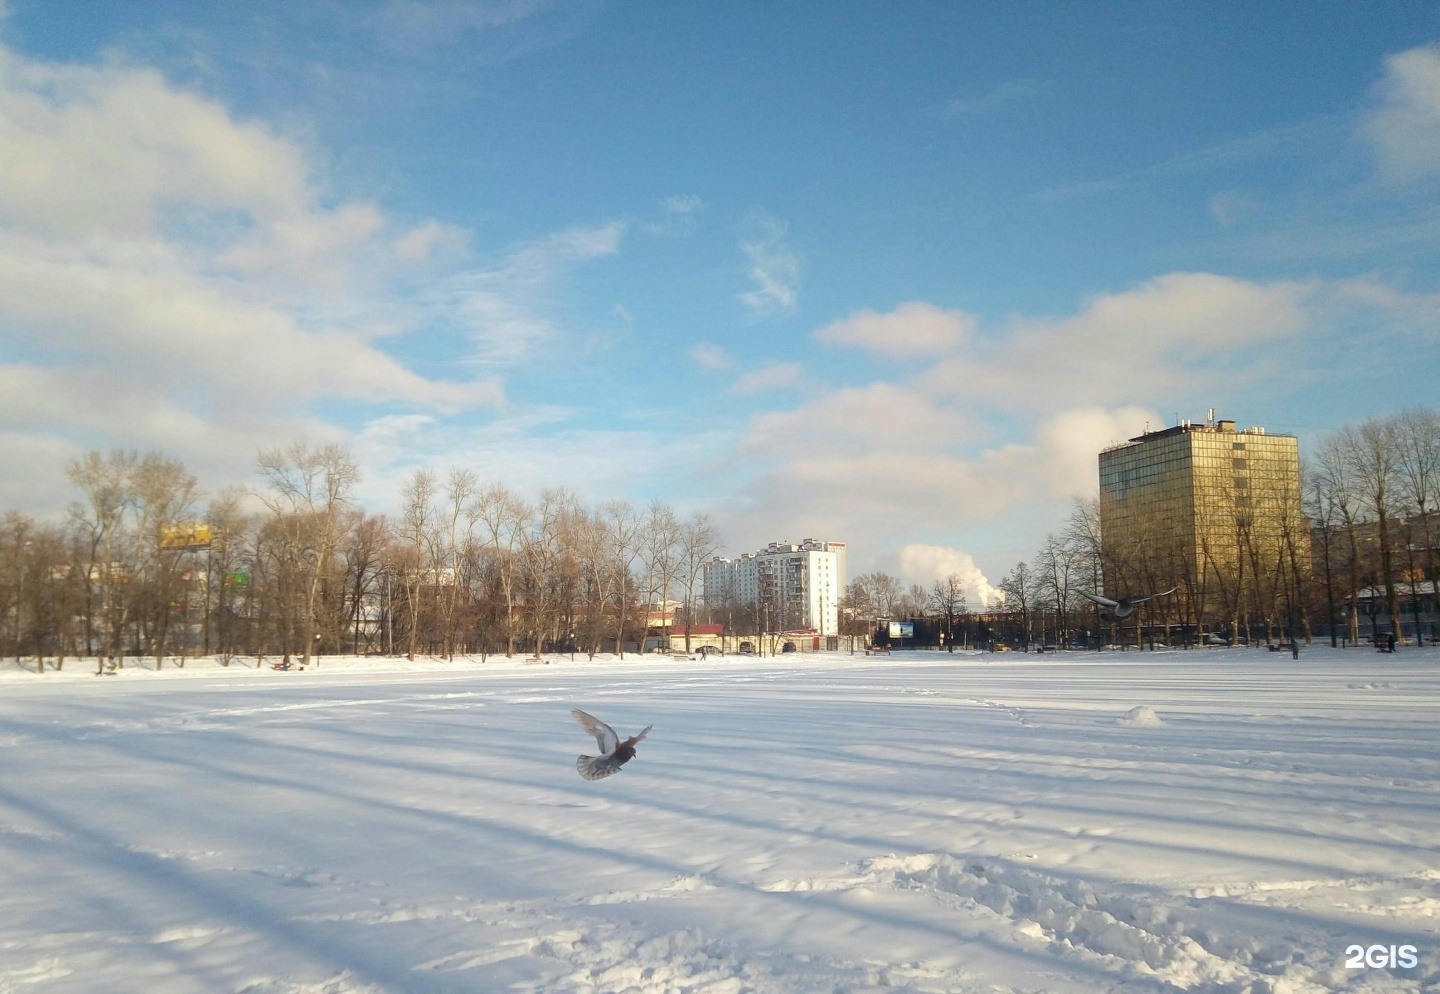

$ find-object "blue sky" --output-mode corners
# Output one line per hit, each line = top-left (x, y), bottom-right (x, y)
(2, 1), (1439, 598)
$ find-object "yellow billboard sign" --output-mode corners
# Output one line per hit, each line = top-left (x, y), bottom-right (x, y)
(161, 523), (212, 550)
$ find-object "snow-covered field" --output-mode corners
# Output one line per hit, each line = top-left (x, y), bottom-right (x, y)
(1, 646), (1436, 994)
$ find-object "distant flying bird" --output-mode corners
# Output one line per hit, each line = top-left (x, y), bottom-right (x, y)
(1078, 587), (1177, 621)
(571, 709), (652, 781)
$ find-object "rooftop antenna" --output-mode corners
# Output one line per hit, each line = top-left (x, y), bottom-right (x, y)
(1207, 407), (1215, 426)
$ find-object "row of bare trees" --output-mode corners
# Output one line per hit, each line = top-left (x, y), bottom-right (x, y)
(1308, 407), (1440, 645)
(0, 443), (720, 670)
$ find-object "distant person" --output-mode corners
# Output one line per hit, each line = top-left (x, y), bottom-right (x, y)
(1387, 632), (1397, 653)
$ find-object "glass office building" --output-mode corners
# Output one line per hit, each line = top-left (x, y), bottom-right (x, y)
(1098, 418), (1304, 623)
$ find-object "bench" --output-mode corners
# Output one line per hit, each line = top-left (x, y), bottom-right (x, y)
(1268, 642), (1296, 653)
(865, 646), (891, 656)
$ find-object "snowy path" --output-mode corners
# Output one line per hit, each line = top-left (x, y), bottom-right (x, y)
(0, 648), (1436, 993)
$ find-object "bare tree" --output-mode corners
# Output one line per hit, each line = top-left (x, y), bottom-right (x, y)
(67, 450), (139, 670)
(1, 512), (35, 664)
(438, 469), (480, 659)
(927, 573), (968, 651)
(340, 511), (389, 655)
(1342, 418), (1403, 640)
(639, 503), (678, 650)
(255, 442), (359, 668)
(476, 484), (527, 657)
(1313, 435), (1365, 644)
(1394, 407), (1440, 641)
(125, 453), (202, 668)
(998, 562), (1036, 650)
(855, 571), (902, 620)
(603, 502), (643, 657)
(207, 489), (254, 662)
(396, 469), (434, 660)
(1035, 532), (1082, 648)
(676, 513), (720, 652)
(518, 489), (577, 657)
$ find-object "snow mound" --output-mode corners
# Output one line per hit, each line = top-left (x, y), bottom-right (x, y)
(1117, 705), (1167, 727)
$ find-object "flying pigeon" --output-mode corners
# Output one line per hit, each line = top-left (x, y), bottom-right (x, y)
(1077, 587), (1177, 621)
(571, 709), (652, 781)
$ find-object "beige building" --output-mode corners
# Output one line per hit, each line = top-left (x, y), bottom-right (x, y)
(1098, 418), (1306, 629)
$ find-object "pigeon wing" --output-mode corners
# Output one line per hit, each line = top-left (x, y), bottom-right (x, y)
(1129, 586), (1178, 606)
(577, 753), (624, 780)
(571, 709), (619, 754)
(630, 724), (652, 745)
(1078, 590), (1120, 609)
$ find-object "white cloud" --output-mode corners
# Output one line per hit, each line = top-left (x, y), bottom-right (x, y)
(1361, 44), (1440, 183)
(923, 272), (1313, 410)
(896, 545), (1001, 609)
(0, 234), (504, 414)
(394, 219), (470, 264)
(0, 48), (309, 236)
(1032, 405), (1156, 498)
(814, 302), (975, 357)
(744, 382), (977, 455)
(728, 362), (804, 395)
(691, 342), (732, 370)
(0, 40), (543, 512)
(738, 212), (799, 317)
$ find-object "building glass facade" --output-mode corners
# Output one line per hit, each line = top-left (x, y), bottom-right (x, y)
(1099, 419), (1305, 625)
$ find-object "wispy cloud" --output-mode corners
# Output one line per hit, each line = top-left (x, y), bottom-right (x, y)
(644, 193), (706, 236)
(738, 211), (799, 317)
(728, 362), (803, 395)
(367, 0), (599, 60)
(444, 221), (625, 366)
(1033, 115), (1345, 202)
(691, 342), (731, 370)
(1360, 43), (1440, 183)
(941, 78), (1043, 119)
(663, 194), (705, 216)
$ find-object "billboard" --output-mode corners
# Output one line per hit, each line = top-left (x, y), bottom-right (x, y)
(888, 621), (914, 639)
(161, 523), (212, 550)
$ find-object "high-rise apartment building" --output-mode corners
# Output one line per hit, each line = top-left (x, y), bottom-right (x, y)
(702, 540), (846, 636)
(1098, 418), (1304, 621)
